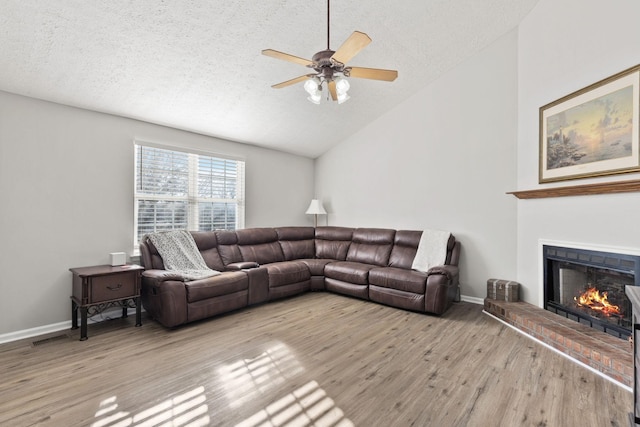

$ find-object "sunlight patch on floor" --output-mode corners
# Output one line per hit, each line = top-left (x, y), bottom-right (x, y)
(218, 342), (305, 409)
(91, 386), (209, 427)
(235, 380), (354, 427)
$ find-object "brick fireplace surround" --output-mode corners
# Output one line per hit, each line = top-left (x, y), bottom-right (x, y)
(484, 298), (633, 388)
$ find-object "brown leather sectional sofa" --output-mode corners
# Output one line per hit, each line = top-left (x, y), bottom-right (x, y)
(139, 226), (461, 328)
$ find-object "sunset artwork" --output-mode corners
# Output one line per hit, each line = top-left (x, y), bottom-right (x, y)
(539, 66), (640, 183)
(545, 86), (634, 170)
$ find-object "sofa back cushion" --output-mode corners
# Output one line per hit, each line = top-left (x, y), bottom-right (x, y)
(276, 227), (316, 260)
(190, 231), (226, 271)
(315, 226), (354, 260)
(236, 228), (285, 264)
(389, 230), (457, 269)
(445, 235), (458, 265)
(215, 230), (243, 266)
(140, 237), (165, 270)
(346, 228), (395, 266)
(388, 230), (422, 269)
(139, 231), (226, 271)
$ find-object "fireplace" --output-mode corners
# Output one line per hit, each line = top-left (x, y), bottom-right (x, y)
(543, 245), (640, 339)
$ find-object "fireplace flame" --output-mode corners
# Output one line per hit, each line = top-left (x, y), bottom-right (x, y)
(574, 287), (621, 316)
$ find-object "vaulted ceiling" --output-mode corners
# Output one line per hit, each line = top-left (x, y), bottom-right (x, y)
(0, 0), (538, 158)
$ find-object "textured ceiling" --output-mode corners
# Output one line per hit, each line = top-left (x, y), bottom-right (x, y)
(0, 0), (538, 158)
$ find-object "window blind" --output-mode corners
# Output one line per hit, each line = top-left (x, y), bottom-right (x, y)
(134, 143), (245, 246)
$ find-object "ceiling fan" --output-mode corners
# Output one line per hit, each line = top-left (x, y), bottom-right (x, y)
(262, 0), (398, 104)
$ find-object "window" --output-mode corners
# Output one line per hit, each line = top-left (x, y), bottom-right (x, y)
(134, 142), (245, 247)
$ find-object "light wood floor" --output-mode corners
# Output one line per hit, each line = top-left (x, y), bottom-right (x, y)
(0, 293), (632, 427)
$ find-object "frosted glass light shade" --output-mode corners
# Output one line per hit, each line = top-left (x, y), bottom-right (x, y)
(307, 92), (321, 104)
(304, 79), (322, 104)
(305, 199), (327, 215)
(337, 92), (350, 104)
(304, 79), (319, 95)
(335, 77), (350, 93)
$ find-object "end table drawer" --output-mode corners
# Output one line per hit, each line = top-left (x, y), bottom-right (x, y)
(91, 272), (137, 303)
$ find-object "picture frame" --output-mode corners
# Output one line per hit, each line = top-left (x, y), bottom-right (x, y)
(539, 64), (640, 183)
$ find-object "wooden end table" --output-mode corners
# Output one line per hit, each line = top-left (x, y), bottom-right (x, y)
(70, 264), (144, 341)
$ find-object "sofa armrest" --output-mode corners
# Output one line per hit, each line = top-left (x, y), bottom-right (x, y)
(426, 265), (459, 283)
(424, 265), (459, 315)
(225, 261), (260, 271)
(140, 272), (188, 327)
(142, 269), (185, 282)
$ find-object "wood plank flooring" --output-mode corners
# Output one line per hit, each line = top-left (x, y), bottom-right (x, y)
(0, 293), (632, 427)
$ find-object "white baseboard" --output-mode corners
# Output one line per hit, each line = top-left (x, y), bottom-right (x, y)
(0, 307), (140, 345)
(3, 296), (485, 345)
(460, 295), (484, 305)
(0, 321), (71, 345)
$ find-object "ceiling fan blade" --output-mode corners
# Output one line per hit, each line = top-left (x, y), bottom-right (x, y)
(331, 31), (371, 65)
(262, 49), (314, 67)
(328, 80), (338, 101)
(271, 74), (315, 89)
(348, 66), (398, 82)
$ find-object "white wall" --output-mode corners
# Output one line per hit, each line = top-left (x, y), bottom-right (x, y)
(517, 0), (640, 305)
(0, 91), (314, 336)
(315, 30), (520, 300)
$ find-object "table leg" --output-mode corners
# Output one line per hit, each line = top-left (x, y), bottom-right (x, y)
(71, 300), (78, 330)
(80, 307), (88, 341)
(122, 304), (128, 318)
(135, 297), (142, 327)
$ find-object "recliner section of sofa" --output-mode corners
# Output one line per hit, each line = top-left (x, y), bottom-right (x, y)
(324, 228), (395, 300)
(139, 226), (460, 328)
(140, 230), (251, 327)
(304, 226), (354, 291)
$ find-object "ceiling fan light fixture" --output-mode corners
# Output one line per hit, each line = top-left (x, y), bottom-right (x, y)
(304, 78), (322, 104)
(303, 78), (320, 95)
(335, 76), (350, 93)
(335, 76), (350, 104)
(307, 91), (322, 104)
(262, 0), (397, 104)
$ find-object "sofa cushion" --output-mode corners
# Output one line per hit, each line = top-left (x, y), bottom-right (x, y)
(185, 271), (248, 303)
(215, 230), (243, 266)
(299, 259), (334, 276)
(239, 243), (285, 264)
(236, 227), (278, 245)
(142, 238), (166, 270)
(369, 267), (427, 294)
(276, 227), (316, 260)
(346, 228), (395, 266)
(236, 228), (285, 264)
(388, 231), (457, 269)
(325, 278), (369, 300)
(315, 226), (354, 260)
(265, 261), (311, 288)
(324, 261), (375, 285)
(191, 231), (226, 271)
(388, 230), (421, 269)
(444, 235), (457, 265)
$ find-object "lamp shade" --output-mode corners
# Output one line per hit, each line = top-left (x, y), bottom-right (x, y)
(305, 199), (327, 215)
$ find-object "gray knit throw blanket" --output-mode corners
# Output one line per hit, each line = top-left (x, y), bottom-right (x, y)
(146, 230), (221, 281)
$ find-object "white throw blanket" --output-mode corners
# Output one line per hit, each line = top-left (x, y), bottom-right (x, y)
(146, 230), (221, 281)
(411, 229), (451, 273)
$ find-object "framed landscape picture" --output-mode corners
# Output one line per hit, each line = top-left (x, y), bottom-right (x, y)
(539, 64), (640, 183)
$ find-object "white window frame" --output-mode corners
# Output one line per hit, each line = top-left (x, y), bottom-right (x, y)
(133, 141), (245, 252)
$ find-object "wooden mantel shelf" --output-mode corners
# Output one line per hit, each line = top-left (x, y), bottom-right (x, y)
(507, 179), (640, 199)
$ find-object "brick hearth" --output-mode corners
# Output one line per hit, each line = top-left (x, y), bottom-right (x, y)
(484, 298), (633, 388)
